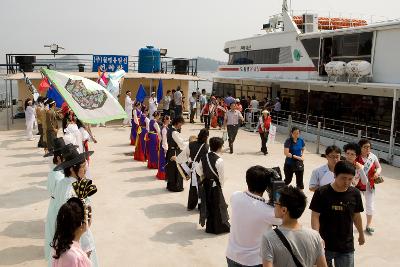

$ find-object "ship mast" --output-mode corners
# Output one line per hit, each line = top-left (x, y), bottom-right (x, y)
(282, 0), (288, 12)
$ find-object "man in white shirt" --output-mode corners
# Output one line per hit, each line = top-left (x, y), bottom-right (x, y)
(163, 90), (171, 116)
(274, 97), (281, 112)
(309, 145), (341, 192)
(199, 89), (207, 123)
(250, 96), (259, 111)
(226, 166), (282, 267)
(149, 92), (158, 119)
(224, 103), (244, 154)
(123, 91), (133, 127)
(174, 87), (183, 117)
(189, 92), (197, 123)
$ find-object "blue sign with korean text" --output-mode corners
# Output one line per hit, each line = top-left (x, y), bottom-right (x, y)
(92, 55), (129, 72)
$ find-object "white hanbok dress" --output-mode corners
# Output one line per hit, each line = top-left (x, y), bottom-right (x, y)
(25, 105), (36, 139)
(50, 176), (99, 267)
(44, 165), (65, 260)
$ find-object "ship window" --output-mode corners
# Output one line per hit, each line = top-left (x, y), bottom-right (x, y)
(332, 32), (373, 61)
(228, 47), (288, 65)
(358, 32), (373, 55)
(301, 38), (320, 58)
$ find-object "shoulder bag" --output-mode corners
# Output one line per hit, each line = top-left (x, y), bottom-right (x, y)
(273, 228), (304, 267)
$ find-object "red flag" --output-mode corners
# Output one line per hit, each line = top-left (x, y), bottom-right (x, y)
(38, 78), (50, 92)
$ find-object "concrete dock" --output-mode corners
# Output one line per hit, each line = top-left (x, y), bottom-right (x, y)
(0, 120), (399, 266)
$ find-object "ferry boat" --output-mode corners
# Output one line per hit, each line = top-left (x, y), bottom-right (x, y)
(213, 0), (400, 164)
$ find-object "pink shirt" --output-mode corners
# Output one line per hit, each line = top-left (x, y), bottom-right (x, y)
(52, 241), (91, 267)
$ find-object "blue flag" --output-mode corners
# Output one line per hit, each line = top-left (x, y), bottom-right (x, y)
(46, 85), (64, 108)
(136, 84), (147, 103)
(157, 79), (163, 103)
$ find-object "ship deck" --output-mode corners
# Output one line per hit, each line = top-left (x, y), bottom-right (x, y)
(0, 120), (399, 266)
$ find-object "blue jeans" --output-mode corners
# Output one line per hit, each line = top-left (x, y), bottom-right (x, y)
(325, 250), (354, 267)
(226, 257), (262, 267)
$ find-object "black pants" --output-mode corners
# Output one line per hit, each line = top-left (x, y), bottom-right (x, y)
(204, 114), (211, 129)
(259, 132), (268, 153)
(283, 164), (304, 189)
(175, 105), (182, 117)
(227, 125), (239, 153)
(190, 108), (196, 123)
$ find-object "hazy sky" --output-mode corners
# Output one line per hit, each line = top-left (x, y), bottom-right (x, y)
(0, 0), (399, 62)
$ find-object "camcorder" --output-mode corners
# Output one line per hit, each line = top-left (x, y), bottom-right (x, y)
(270, 167), (285, 204)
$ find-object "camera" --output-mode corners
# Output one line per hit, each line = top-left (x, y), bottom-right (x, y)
(270, 167), (285, 203)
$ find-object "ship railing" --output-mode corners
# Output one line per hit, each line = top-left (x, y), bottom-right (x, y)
(242, 108), (262, 132)
(5, 54), (198, 76)
(272, 109), (400, 156)
(290, 10), (391, 25)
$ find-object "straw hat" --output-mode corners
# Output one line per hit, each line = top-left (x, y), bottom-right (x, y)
(262, 110), (270, 115)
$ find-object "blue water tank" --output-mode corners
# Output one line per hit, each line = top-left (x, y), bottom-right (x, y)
(138, 46), (161, 73)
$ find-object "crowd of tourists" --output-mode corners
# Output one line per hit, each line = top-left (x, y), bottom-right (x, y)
(21, 88), (384, 267)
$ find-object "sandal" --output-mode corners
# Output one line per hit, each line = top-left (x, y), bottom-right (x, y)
(366, 227), (375, 235)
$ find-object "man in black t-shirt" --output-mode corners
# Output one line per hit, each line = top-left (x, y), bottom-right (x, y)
(310, 160), (365, 267)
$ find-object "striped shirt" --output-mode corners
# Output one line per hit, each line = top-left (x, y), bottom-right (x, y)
(225, 110), (244, 125)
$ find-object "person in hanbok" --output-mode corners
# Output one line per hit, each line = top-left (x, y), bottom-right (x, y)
(149, 92), (158, 120)
(52, 146), (98, 266)
(63, 115), (84, 154)
(44, 138), (71, 261)
(51, 197), (91, 267)
(156, 115), (170, 180)
(196, 137), (230, 234)
(131, 102), (142, 145)
(134, 108), (149, 162)
(24, 98), (36, 141)
(174, 128), (209, 210)
(123, 91), (133, 127)
(146, 111), (161, 169)
(166, 116), (187, 192)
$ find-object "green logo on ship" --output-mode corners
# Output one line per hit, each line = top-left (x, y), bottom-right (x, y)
(293, 49), (302, 61)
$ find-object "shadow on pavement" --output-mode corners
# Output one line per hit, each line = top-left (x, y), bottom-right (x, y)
(22, 172), (49, 178)
(150, 222), (214, 246)
(118, 165), (148, 173)
(111, 158), (134, 164)
(125, 175), (156, 183)
(0, 245), (43, 265)
(7, 160), (46, 167)
(0, 187), (48, 209)
(126, 187), (169, 198)
(0, 219), (44, 239)
(7, 152), (42, 158)
(28, 180), (47, 187)
(143, 203), (196, 219)
(108, 143), (130, 148)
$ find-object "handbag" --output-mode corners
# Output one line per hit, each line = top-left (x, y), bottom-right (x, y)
(374, 175), (384, 184)
(273, 228), (304, 267)
(292, 159), (304, 172)
(288, 138), (304, 172)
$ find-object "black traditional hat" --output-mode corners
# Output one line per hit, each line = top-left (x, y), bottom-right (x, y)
(53, 145), (93, 171)
(43, 138), (78, 157)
